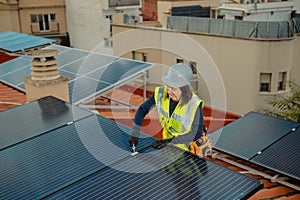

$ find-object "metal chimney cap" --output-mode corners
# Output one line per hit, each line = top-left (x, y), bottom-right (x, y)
(28, 49), (58, 58)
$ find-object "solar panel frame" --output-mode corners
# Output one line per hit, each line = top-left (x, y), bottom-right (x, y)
(251, 126), (300, 181)
(210, 111), (299, 160)
(45, 146), (263, 200)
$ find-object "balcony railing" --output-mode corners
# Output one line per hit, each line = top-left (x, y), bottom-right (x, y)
(30, 22), (60, 35)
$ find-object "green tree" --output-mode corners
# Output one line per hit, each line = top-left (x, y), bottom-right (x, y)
(258, 81), (300, 122)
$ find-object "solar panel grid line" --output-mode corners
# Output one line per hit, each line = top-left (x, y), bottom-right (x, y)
(85, 164), (177, 200)
(0, 126), (98, 199)
(0, 58), (31, 78)
(0, 122), (107, 199)
(92, 171), (157, 199)
(55, 50), (89, 67)
(250, 127), (300, 180)
(202, 169), (236, 199)
(221, 177), (257, 200)
(212, 111), (300, 160)
(46, 149), (174, 199)
(197, 162), (260, 200)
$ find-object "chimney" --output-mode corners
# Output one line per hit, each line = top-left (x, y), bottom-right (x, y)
(24, 49), (70, 102)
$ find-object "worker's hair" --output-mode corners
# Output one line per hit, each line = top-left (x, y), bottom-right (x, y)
(180, 85), (192, 105)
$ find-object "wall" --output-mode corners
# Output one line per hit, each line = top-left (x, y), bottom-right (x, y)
(0, 2), (20, 32)
(19, 7), (67, 34)
(18, 0), (65, 7)
(157, 0), (219, 28)
(112, 24), (299, 115)
(65, 0), (109, 51)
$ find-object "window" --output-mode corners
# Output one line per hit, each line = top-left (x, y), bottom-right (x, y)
(176, 58), (184, 63)
(50, 14), (56, 21)
(132, 51), (147, 62)
(104, 37), (113, 48)
(31, 15), (38, 23)
(189, 61), (197, 75)
(260, 73), (272, 92)
(278, 72), (287, 91)
(30, 14), (57, 31)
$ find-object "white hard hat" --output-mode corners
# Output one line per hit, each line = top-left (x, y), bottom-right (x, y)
(162, 63), (193, 88)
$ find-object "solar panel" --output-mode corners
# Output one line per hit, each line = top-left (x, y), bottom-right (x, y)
(0, 57), (31, 77)
(210, 111), (299, 160)
(0, 44), (153, 104)
(0, 31), (56, 52)
(0, 96), (93, 150)
(251, 126), (300, 180)
(45, 146), (263, 200)
(68, 76), (110, 104)
(0, 114), (156, 199)
(86, 58), (151, 85)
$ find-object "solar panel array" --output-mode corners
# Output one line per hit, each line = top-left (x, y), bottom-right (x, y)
(0, 96), (93, 150)
(0, 44), (152, 104)
(210, 111), (300, 180)
(0, 96), (263, 199)
(0, 31), (56, 52)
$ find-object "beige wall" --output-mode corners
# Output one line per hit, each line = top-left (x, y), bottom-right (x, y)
(19, 7), (67, 34)
(18, 0), (66, 34)
(0, 0), (67, 35)
(292, 35), (300, 85)
(18, 0), (65, 8)
(158, 0), (220, 28)
(65, 0), (110, 51)
(112, 24), (300, 115)
(0, 2), (20, 32)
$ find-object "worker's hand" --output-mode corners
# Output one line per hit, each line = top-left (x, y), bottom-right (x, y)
(129, 136), (139, 147)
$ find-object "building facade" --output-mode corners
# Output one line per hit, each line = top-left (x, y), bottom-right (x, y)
(64, 0), (142, 51)
(111, 0), (300, 115)
(0, 0), (68, 44)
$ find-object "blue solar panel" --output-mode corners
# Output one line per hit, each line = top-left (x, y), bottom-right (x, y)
(1, 66), (31, 86)
(61, 53), (117, 75)
(87, 58), (151, 84)
(45, 146), (263, 200)
(251, 126), (300, 180)
(0, 114), (155, 199)
(210, 111), (299, 160)
(0, 31), (56, 52)
(0, 57), (30, 78)
(55, 49), (90, 66)
(0, 44), (153, 104)
(0, 96), (93, 150)
(68, 76), (110, 104)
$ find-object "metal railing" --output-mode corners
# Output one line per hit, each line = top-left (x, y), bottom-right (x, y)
(167, 16), (300, 39)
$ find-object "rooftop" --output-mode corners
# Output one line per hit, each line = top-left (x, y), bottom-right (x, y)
(1, 81), (299, 199)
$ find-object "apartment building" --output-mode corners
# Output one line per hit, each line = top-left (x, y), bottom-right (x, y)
(111, 0), (300, 115)
(0, 0), (68, 44)
(64, 0), (142, 51)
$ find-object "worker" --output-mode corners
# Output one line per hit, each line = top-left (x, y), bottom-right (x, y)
(129, 63), (209, 155)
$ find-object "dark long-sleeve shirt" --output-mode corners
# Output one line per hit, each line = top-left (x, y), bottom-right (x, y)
(133, 93), (204, 146)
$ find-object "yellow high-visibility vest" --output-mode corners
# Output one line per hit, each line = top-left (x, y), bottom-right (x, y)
(154, 86), (204, 151)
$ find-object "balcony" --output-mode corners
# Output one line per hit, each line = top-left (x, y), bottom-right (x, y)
(30, 22), (60, 35)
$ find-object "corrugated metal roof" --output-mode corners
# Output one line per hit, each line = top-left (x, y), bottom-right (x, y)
(0, 31), (56, 52)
